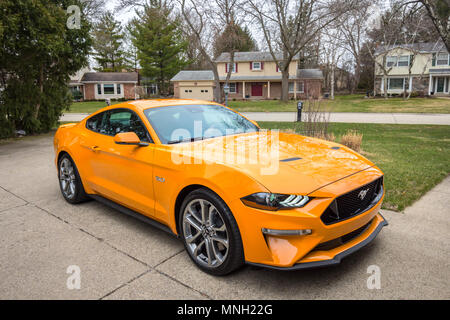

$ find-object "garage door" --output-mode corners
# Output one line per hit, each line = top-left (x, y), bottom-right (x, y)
(180, 87), (214, 101)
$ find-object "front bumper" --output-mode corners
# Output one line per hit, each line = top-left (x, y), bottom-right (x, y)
(247, 213), (388, 270)
(229, 168), (386, 269)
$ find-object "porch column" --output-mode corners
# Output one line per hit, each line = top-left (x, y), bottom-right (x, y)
(294, 81), (297, 100)
(428, 74), (432, 95)
(242, 81), (246, 99)
(267, 81), (271, 99)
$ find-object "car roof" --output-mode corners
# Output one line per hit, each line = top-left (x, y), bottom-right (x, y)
(127, 99), (221, 111)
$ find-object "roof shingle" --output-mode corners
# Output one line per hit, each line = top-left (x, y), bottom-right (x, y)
(215, 51), (300, 62)
(81, 72), (139, 83)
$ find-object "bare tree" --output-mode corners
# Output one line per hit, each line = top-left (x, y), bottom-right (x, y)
(321, 27), (345, 99)
(369, 1), (442, 99)
(418, 0), (450, 51)
(244, 0), (354, 102)
(177, 0), (244, 102)
(336, 0), (379, 94)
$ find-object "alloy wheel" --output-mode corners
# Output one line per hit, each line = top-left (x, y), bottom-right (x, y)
(182, 199), (229, 268)
(59, 158), (76, 199)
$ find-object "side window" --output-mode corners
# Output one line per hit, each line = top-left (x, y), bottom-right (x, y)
(86, 112), (105, 133)
(129, 113), (150, 142)
(102, 109), (151, 142)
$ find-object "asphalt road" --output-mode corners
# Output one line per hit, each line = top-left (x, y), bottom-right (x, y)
(60, 112), (450, 125)
(0, 134), (449, 299)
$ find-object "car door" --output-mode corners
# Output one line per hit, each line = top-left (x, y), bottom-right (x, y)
(83, 108), (156, 219)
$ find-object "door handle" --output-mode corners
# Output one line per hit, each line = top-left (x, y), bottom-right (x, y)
(90, 145), (101, 152)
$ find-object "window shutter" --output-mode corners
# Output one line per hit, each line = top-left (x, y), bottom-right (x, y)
(432, 53), (436, 66)
(261, 62), (264, 70)
(410, 55), (413, 67)
(250, 62), (253, 70)
(225, 63), (228, 73)
(276, 64), (279, 72)
(236, 83), (239, 93)
(235, 63), (238, 73)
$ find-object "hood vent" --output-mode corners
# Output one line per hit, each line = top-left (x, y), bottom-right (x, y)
(280, 157), (302, 163)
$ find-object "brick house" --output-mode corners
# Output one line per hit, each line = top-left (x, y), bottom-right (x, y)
(171, 52), (323, 101)
(80, 72), (139, 100)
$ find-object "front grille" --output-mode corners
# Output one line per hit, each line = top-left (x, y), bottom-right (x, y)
(321, 177), (383, 225)
(314, 220), (372, 251)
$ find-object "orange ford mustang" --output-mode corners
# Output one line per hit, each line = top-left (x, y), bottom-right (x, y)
(54, 99), (387, 275)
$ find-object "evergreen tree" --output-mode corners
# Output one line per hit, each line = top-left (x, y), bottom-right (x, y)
(92, 11), (126, 72)
(0, 0), (92, 138)
(214, 23), (257, 58)
(130, 2), (189, 95)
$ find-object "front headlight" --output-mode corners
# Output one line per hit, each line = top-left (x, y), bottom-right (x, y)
(241, 193), (311, 211)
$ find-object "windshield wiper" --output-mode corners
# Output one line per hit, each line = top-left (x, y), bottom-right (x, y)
(167, 137), (204, 144)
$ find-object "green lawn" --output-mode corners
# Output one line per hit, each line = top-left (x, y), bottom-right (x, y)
(259, 122), (450, 212)
(229, 95), (450, 113)
(66, 100), (124, 113)
(67, 95), (450, 114)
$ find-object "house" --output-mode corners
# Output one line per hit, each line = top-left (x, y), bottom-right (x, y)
(374, 41), (450, 96)
(171, 52), (323, 101)
(68, 67), (90, 98)
(81, 72), (139, 100)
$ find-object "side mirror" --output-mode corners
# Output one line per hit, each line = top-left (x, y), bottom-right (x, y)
(114, 132), (149, 147)
(250, 120), (259, 127)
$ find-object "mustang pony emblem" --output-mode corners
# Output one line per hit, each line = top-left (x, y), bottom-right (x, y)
(358, 188), (370, 200)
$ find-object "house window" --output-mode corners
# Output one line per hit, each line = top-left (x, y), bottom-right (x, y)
(229, 83), (236, 93)
(386, 56), (397, 67)
(387, 55), (410, 68)
(97, 84), (102, 95)
(437, 53), (449, 66)
(252, 62), (261, 70)
(103, 84), (115, 94)
(388, 78), (405, 90)
(116, 84), (121, 94)
(397, 55), (409, 67)
(150, 84), (157, 94)
(288, 82), (304, 93)
(226, 63), (237, 73)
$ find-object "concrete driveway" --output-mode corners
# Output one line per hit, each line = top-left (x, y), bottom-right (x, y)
(0, 134), (449, 299)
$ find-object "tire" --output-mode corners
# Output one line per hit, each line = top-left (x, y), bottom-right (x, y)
(179, 188), (244, 276)
(58, 153), (90, 204)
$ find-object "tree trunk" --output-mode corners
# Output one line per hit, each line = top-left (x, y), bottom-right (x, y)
(331, 64), (335, 100)
(281, 69), (289, 102)
(34, 66), (44, 120)
(383, 75), (388, 99)
(212, 66), (222, 103)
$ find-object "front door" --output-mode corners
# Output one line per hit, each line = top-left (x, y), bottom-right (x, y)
(83, 108), (156, 218)
(251, 83), (263, 96)
(436, 77), (445, 93)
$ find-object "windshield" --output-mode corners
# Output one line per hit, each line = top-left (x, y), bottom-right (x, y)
(144, 105), (259, 144)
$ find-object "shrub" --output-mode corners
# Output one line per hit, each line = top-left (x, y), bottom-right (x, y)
(72, 90), (83, 101)
(340, 130), (363, 152)
(301, 99), (332, 140)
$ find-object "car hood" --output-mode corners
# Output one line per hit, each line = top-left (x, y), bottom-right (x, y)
(174, 131), (375, 195)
